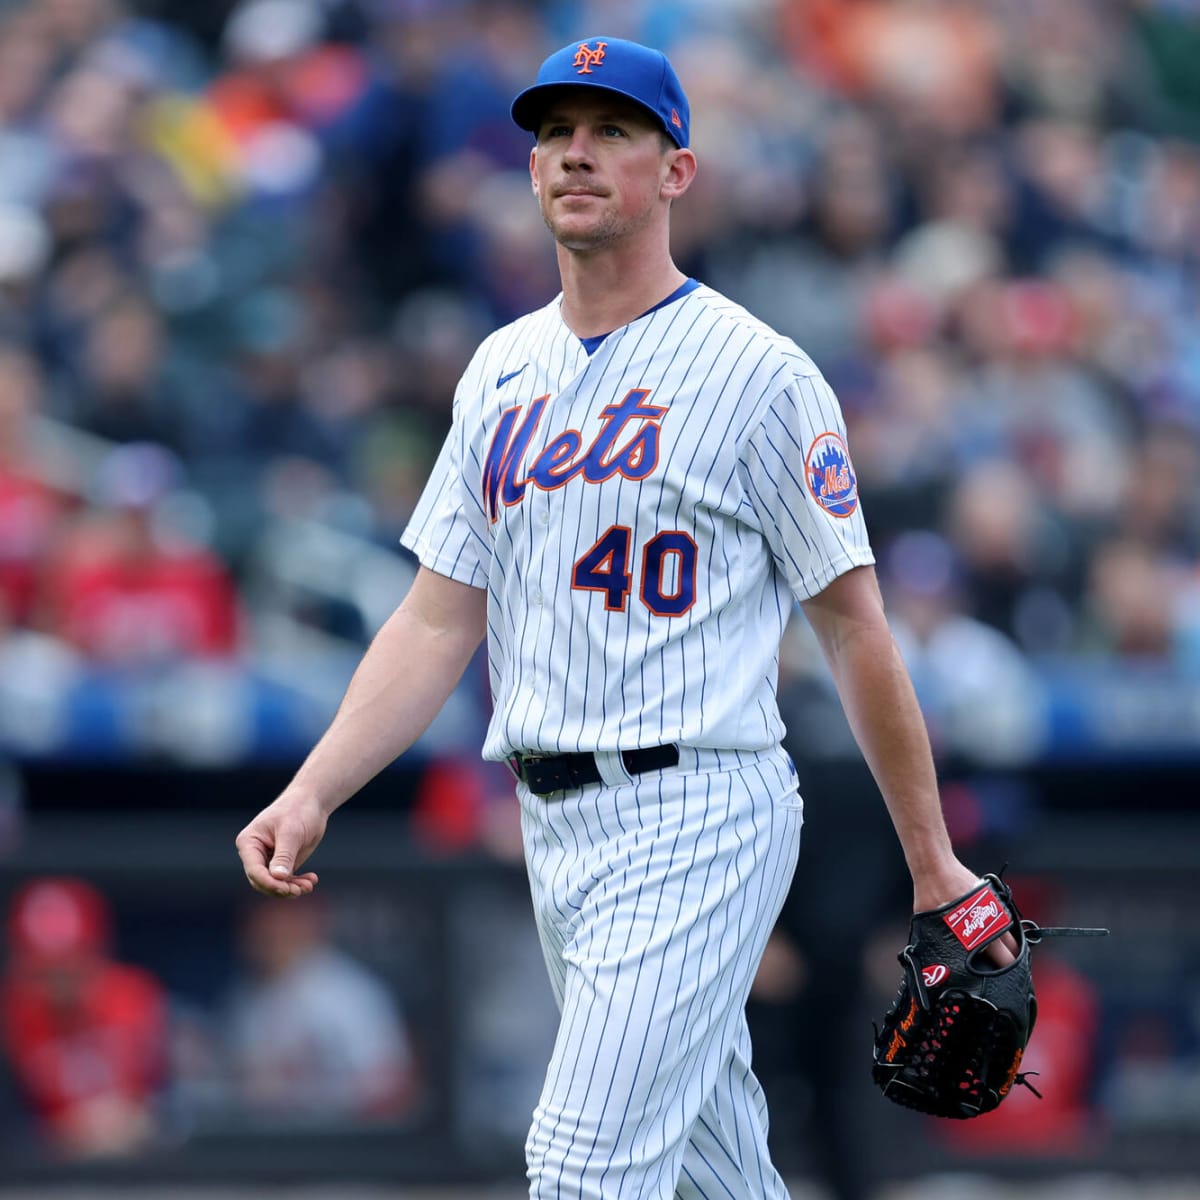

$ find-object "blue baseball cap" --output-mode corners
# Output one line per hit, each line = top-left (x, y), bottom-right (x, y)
(511, 36), (690, 149)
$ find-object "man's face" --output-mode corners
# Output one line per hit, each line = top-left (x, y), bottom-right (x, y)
(530, 88), (676, 251)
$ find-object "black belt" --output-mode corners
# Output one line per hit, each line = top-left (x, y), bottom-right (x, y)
(506, 744), (680, 796)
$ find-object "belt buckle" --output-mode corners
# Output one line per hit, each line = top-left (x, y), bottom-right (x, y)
(521, 753), (562, 796)
(507, 751), (549, 786)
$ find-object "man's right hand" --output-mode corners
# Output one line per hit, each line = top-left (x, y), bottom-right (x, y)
(235, 792), (327, 897)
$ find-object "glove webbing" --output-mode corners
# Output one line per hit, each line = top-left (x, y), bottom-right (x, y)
(926, 993), (1039, 1109)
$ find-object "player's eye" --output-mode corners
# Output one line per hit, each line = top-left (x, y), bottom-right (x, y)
(600, 124), (626, 138)
(541, 123), (571, 139)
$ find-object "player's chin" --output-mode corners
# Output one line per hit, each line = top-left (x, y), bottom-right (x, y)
(550, 220), (615, 252)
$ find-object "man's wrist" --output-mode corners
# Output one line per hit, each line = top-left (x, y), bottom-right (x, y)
(282, 777), (342, 820)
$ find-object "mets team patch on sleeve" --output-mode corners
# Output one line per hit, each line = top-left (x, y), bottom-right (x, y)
(805, 432), (859, 517)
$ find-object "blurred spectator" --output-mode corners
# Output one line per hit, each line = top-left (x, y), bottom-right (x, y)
(1114, 419), (1200, 555)
(200, 0), (383, 215)
(410, 1), (546, 290)
(33, 441), (242, 663)
(0, 206), (52, 330)
(0, 875), (170, 1160)
(0, 7), (58, 134)
(65, 291), (185, 451)
(881, 529), (1046, 766)
(709, 111), (894, 372)
(782, 0), (1003, 138)
(222, 895), (419, 1123)
(0, 345), (75, 628)
(943, 458), (1077, 656)
(845, 345), (967, 538)
(1081, 535), (1184, 660)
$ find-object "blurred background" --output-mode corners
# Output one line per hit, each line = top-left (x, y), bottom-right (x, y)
(0, 0), (1196, 1197)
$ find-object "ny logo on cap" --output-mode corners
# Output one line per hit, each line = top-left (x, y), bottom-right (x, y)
(573, 41), (607, 74)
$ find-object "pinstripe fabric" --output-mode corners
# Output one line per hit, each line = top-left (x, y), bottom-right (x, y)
(402, 282), (871, 1196)
(519, 747), (801, 1199)
(401, 285), (873, 762)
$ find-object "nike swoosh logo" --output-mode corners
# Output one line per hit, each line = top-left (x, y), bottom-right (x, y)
(496, 364), (528, 388)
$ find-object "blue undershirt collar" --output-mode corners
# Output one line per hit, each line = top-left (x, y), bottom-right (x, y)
(577, 278), (700, 356)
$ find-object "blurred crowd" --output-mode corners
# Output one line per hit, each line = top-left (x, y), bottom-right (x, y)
(0, 0), (1196, 681)
(0, 874), (422, 1161)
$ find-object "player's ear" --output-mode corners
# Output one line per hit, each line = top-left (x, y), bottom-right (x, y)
(661, 147), (697, 201)
(530, 146), (541, 196)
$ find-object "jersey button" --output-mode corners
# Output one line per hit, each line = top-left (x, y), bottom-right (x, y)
(538, 509), (549, 524)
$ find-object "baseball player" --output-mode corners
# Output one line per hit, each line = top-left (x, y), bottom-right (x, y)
(236, 36), (1015, 1198)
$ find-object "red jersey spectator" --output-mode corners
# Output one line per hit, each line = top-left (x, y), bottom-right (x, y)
(0, 876), (169, 1159)
(35, 442), (242, 663)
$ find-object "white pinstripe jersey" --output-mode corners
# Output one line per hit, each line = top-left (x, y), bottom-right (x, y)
(401, 282), (874, 761)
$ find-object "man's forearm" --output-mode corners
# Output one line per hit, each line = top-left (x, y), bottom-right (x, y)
(820, 621), (955, 877)
(287, 575), (487, 815)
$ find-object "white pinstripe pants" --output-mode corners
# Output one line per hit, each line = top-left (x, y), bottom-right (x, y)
(517, 746), (802, 1199)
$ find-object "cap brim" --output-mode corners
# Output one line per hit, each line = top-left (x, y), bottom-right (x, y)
(511, 81), (672, 142)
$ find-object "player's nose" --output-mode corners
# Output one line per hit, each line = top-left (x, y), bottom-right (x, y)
(561, 128), (595, 168)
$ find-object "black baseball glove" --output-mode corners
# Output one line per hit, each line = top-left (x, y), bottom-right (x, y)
(872, 872), (1107, 1119)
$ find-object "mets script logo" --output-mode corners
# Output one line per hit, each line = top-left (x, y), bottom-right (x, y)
(805, 432), (858, 518)
(964, 902), (1001, 939)
(482, 388), (665, 522)
(573, 41), (607, 74)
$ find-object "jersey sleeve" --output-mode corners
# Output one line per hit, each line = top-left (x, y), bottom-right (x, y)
(400, 391), (490, 589)
(740, 371), (875, 601)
